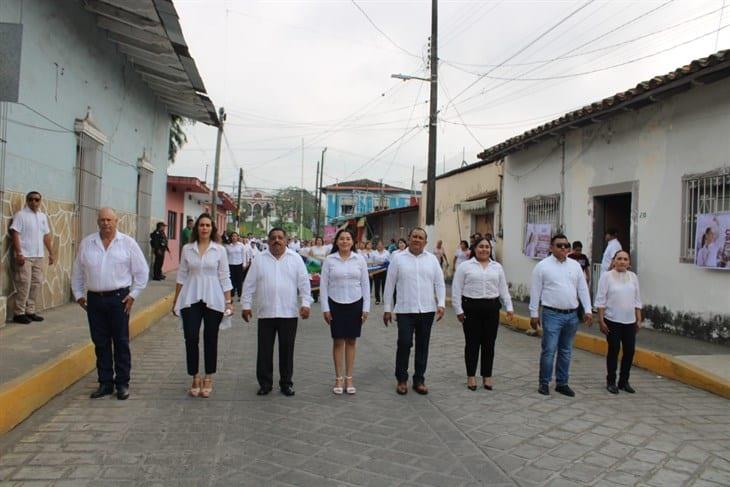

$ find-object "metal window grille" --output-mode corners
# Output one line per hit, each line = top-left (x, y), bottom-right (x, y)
(167, 210), (177, 240)
(75, 133), (103, 240)
(681, 168), (730, 261)
(523, 194), (560, 235)
(136, 167), (153, 256)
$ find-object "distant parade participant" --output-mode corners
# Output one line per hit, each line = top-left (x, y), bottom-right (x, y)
(310, 236), (328, 262)
(150, 221), (170, 281)
(370, 240), (390, 305)
(453, 240), (471, 270)
(601, 228), (622, 272)
(225, 232), (246, 301)
(181, 217), (194, 245)
(568, 240), (591, 284)
(72, 208), (148, 400)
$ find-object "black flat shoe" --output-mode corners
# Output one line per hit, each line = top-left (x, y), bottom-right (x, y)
(116, 385), (130, 400)
(280, 386), (295, 397)
(607, 384), (619, 394)
(467, 384), (477, 391)
(257, 387), (272, 396)
(538, 384), (549, 395)
(555, 384), (575, 397)
(483, 384), (493, 391)
(27, 314), (44, 322)
(90, 384), (114, 399)
(13, 314), (31, 324)
(619, 383), (636, 394)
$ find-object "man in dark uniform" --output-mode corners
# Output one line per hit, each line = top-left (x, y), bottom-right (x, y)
(150, 222), (169, 281)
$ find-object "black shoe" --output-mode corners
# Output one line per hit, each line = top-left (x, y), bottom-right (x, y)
(618, 383), (635, 394)
(280, 386), (295, 397)
(483, 384), (493, 391)
(27, 314), (44, 322)
(555, 384), (575, 397)
(116, 385), (130, 400)
(375, 300), (381, 305)
(467, 384), (477, 391)
(12, 314), (31, 324)
(607, 384), (619, 394)
(256, 387), (272, 396)
(538, 384), (550, 395)
(90, 384), (114, 399)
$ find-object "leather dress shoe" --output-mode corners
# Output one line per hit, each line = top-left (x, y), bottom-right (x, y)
(90, 384), (114, 399)
(13, 314), (31, 324)
(116, 385), (130, 400)
(396, 382), (408, 395)
(280, 386), (295, 397)
(257, 387), (272, 396)
(27, 314), (44, 322)
(607, 384), (619, 394)
(555, 384), (575, 397)
(618, 382), (636, 394)
(537, 384), (550, 395)
(413, 383), (428, 395)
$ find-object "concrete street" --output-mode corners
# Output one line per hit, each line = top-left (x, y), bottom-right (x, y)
(1, 304), (729, 486)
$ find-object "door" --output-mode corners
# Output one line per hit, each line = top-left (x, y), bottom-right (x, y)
(473, 212), (495, 237)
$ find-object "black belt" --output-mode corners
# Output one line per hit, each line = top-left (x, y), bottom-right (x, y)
(462, 296), (499, 303)
(88, 287), (129, 297)
(543, 305), (577, 314)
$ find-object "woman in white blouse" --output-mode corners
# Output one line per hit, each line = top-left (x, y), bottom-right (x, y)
(595, 250), (642, 395)
(370, 240), (390, 305)
(172, 214), (233, 398)
(453, 240), (471, 270)
(320, 229), (370, 395)
(225, 232), (246, 302)
(452, 237), (513, 391)
(309, 237), (328, 262)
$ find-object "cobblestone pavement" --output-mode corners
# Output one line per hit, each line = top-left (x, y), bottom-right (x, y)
(1, 304), (730, 486)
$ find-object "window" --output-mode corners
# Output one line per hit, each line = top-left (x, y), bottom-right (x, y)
(136, 164), (153, 256)
(167, 211), (177, 240)
(524, 194), (560, 234)
(341, 205), (354, 215)
(75, 132), (103, 241)
(681, 168), (730, 261)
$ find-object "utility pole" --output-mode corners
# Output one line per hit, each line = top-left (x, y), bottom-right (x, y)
(425, 0), (438, 238)
(299, 138), (304, 238)
(315, 147), (327, 236)
(314, 159), (320, 233)
(235, 167), (243, 230)
(211, 107), (226, 223)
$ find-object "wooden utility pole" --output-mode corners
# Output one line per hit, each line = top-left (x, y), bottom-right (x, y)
(235, 167), (243, 230)
(211, 107), (226, 223)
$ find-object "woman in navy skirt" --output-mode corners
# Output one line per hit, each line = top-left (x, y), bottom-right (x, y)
(320, 229), (370, 395)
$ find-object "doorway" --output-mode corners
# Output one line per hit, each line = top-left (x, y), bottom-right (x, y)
(592, 192), (631, 265)
(473, 212), (495, 238)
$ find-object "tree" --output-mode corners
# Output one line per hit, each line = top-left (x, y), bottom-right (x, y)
(168, 115), (191, 163)
(273, 187), (318, 236)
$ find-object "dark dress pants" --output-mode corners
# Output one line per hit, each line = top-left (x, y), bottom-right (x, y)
(257, 318), (298, 389)
(152, 249), (165, 279)
(373, 271), (387, 302)
(86, 289), (131, 387)
(606, 319), (636, 386)
(461, 297), (501, 377)
(395, 312), (435, 385)
(229, 264), (244, 297)
(180, 301), (223, 375)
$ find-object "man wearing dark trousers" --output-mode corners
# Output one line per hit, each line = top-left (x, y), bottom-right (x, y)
(150, 221), (169, 281)
(383, 227), (446, 395)
(242, 227), (311, 396)
(72, 208), (149, 400)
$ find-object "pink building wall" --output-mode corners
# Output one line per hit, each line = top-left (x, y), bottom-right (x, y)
(164, 190), (185, 273)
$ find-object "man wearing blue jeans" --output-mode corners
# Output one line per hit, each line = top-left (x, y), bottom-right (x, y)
(529, 234), (592, 397)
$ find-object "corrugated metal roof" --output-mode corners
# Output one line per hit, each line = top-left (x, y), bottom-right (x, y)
(84, 0), (219, 126)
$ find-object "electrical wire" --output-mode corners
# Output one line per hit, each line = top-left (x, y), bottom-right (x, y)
(350, 0), (422, 60)
(343, 125), (424, 180)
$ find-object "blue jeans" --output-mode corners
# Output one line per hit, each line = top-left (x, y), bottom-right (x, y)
(395, 313), (435, 384)
(539, 308), (579, 386)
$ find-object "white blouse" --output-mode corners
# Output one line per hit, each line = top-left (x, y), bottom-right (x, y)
(454, 249), (470, 268)
(451, 258), (513, 315)
(320, 252), (370, 313)
(225, 242), (246, 265)
(594, 270), (642, 324)
(175, 242), (233, 313)
(370, 250), (390, 266)
(310, 245), (328, 260)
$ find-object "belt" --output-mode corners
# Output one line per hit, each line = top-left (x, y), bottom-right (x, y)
(88, 287), (130, 297)
(462, 296), (499, 303)
(543, 305), (577, 314)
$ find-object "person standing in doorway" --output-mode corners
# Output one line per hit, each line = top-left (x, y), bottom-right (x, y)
(150, 222), (170, 281)
(530, 234), (592, 397)
(568, 241), (591, 285)
(242, 228), (311, 396)
(181, 217), (194, 246)
(383, 227), (446, 395)
(320, 229), (370, 395)
(10, 191), (55, 324)
(72, 208), (149, 400)
(595, 250), (642, 394)
(601, 228), (622, 272)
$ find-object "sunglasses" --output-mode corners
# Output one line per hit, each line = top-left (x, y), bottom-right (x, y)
(554, 243), (571, 249)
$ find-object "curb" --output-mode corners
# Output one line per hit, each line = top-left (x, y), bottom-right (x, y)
(0, 292), (175, 435)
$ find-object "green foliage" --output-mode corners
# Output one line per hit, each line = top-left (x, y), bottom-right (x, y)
(168, 115), (191, 163)
(273, 187), (319, 235)
(643, 305), (730, 345)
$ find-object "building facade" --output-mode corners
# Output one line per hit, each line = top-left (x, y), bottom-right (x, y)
(322, 179), (416, 224)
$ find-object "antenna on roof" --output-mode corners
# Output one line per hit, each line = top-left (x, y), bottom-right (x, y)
(461, 147), (468, 167)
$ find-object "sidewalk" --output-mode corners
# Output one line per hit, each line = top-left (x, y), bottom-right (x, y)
(0, 276), (176, 433)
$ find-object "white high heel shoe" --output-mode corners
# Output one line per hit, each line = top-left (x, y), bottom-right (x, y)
(345, 376), (356, 395)
(333, 377), (344, 395)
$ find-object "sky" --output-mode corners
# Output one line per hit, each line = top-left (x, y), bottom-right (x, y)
(169, 0), (730, 195)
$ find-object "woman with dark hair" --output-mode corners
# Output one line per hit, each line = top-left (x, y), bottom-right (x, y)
(595, 250), (642, 394)
(453, 240), (471, 270)
(392, 238), (407, 256)
(452, 237), (513, 390)
(172, 214), (233, 398)
(225, 232), (246, 301)
(320, 229), (370, 394)
(370, 240), (390, 305)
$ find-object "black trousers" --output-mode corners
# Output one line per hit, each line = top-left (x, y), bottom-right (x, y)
(180, 301), (223, 375)
(229, 264), (244, 297)
(606, 319), (636, 385)
(395, 313), (435, 384)
(86, 289), (131, 386)
(152, 249), (165, 279)
(373, 271), (387, 302)
(461, 297), (501, 377)
(257, 318), (298, 389)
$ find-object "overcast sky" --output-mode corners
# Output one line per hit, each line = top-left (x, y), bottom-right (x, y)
(169, 0), (730, 194)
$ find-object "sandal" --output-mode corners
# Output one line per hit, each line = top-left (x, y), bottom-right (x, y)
(189, 375), (201, 397)
(333, 377), (344, 395)
(345, 376), (356, 395)
(200, 377), (213, 398)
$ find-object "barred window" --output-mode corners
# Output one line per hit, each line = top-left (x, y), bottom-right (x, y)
(681, 168), (730, 261)
(524, 194), (560, 233)
(167, 211), (178, 240)
(75, 133), (103, 241)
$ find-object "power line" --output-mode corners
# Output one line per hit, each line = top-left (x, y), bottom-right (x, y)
(383, 79), (426, 179)
(343, 125), (424, 180)
(350, 0), (423, 60)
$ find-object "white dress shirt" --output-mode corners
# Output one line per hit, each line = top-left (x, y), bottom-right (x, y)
(320, 252), (370, 313)
(242, 245), (253, 267)
(310, 245), (328, 261)
(288, 240), (301, 252)
(601, 238), (622, 272)
(10, 207), (50, 258)
(242, 249), (311, 319)
(175, 242), (233, 314)
(529, 255), (592, 318)
(451, 258), (514, 315)
(383, 249), (446, 314)
(594, 270), (642, 324)
(72, 231), (149, 300)
(370, 250), (390, 266)
(225, 242), (246, 265)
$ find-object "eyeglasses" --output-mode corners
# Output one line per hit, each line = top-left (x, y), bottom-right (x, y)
(554, 243), (571, 249)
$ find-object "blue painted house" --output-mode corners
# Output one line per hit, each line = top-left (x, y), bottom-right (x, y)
(321, 178), (417, 224)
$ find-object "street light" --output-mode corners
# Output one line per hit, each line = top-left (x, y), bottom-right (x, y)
(391, 73), (431, 83)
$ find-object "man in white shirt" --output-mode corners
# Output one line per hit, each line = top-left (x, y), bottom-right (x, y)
(9, 191), (55, 324)
(383, 227), (446, 395)
(601, 228), (622, 272)
(242, 228), (311, 396)
(529, 234), (592, 397)
(72, 208), (148, 400)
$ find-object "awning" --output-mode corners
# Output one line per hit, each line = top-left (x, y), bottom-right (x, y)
(455, 191), (498, 213)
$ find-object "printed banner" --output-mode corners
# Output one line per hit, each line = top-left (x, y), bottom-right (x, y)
(523, 223), (552, 259)
(323, 225), (337, 243)
(695, 212), (730, 269)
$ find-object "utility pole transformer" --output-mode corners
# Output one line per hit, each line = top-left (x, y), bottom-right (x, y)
(211, 107), (226, 224)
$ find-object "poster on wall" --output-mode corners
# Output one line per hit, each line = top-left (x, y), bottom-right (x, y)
(323, 225), (337, 243)
(695, 212), (730, 269)
(523, 223), (552, 259)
